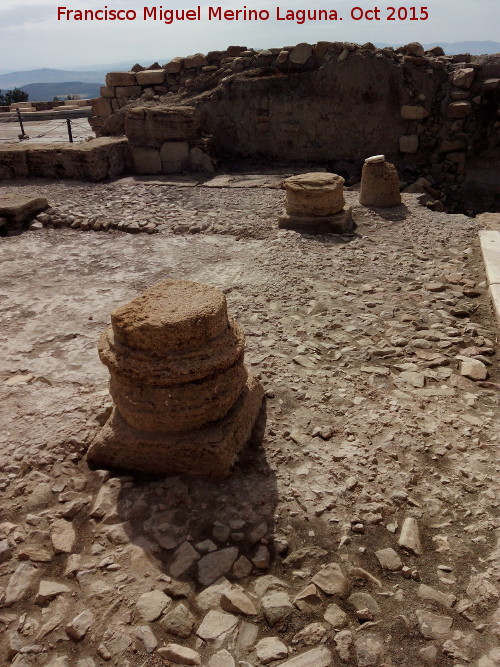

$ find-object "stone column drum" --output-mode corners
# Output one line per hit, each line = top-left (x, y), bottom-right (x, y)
(359, 155), (402, 207)
(87, 279), (264, 476)
(278, 172), (354, 233)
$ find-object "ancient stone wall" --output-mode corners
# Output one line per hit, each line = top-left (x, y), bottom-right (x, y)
(0, 137), (130, 182)
(91, 42), (499, 209)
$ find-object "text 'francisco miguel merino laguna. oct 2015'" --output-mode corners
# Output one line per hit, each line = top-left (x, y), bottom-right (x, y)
(57, 5), (430, 25)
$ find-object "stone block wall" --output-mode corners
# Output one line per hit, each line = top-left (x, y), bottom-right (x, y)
(124, 106), (214, 174)
(89, 42), (499, 206)
(0, 138), (130, 182)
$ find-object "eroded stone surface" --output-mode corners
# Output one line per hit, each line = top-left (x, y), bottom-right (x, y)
(87, 279), (263, 476)
(359, 157), (402, 208)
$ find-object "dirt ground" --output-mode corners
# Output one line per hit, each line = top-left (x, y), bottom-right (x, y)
(0, 176), (499, 667)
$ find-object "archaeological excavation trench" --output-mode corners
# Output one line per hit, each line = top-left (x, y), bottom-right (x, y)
(0, 38), (500, 667)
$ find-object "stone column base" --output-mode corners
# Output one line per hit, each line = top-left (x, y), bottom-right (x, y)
(87, 375), (264, 477)
(278, 206), (355, 234)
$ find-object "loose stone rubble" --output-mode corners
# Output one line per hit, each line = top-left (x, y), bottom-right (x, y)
(278, 173), (354, 233)
(359, 156), (402, 208)
(87, 279), (264, 476)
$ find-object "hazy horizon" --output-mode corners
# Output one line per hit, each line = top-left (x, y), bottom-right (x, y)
(1, 0), (499, 71)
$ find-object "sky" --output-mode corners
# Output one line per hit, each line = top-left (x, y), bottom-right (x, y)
(0, 0), (499, 71)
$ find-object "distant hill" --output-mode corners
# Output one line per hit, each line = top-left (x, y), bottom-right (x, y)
(427, 41), (500, 55)
(0, 68), (105, 89)
(20, 81), (101, 102)
(374, 40), (500, 55)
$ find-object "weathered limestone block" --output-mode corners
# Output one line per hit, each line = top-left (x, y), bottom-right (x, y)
(452, 68), (475, 90)
(132, 147), (162, 174)
(0, 138), (129, 183)
(284, 172), (345, 217)
(446, 101), (472, 118)
(92, 97), (113, 118)
(115, 86), (142, 99)
(87, 280), (263, 477)
(125, 106), (201, 148)
(164, 58), (183, 73)
(359, 155), (401, 208)
(160, 142), (190, 173)
(0, 146), (29, 179)
(401, 105), (429, 120)
(190, 147), (215, 173)
(289, 43), (313, 65)
(136, 70), (166, 86)
(100, 86), (115, 98)
(399, 135), (419, 153)
(184, 53), (208, 68)
(106, 72), (137, 87)
(404, 42), (425, 57)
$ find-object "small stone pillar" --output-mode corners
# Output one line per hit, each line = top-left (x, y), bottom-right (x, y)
(87, 280), (263, 477)
(359, 155), (402, 207)
(278, 172), (354, 233)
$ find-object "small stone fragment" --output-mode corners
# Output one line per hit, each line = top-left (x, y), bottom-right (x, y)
(348, 592), (380, 618)
(208, 649), (235, 667)
(398, 517), (422, 556)
(36, 580), (71, 605)
(51, 519), (77, 554)
(312, 562), (347, 595)
(261, 591), (294, 626)
(354, 633), (385, 667)
(221, 588), (257, 615)
(375, 548), (403, 571)
(293, 583), (322, 610)
(416, 609), (453, 639)
(233, 555), (253, 579)
(198, 547), (239, 586)
(136, 590), (171, 622)
(334, 629), (353, 662)
(418, 584), (456, 608)
(66, 610), (95, 640)
(159, 643), (201, 665)
(5, 563), (38, 606)
(292, 622), (327, 646)
(324, 603), (348, 628)
(160, 602), (195, 638)
(196, 610), (239, 642)
(252, 544), (270, 569)
(460, 358), (488, 381)
(274, 646), (332, 667)
(256, 637), (289, 663)
(170, 541), (200, 578)
(0, 538), (12, 563)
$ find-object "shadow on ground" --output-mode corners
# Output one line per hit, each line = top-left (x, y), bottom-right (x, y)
(100, 401), (279, 589)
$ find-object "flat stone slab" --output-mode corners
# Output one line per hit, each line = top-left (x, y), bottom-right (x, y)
(0, 195), (49, 224)
(202, 174), (284, 189)
(87, 375), (263, 477)
(278, 206), (355, 234)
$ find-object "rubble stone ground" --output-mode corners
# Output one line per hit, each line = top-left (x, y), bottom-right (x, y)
(0, 175), (499, 667)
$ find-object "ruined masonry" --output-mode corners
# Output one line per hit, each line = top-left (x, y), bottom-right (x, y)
(87, 279), (264, 476)
(359, 155), (402, 208)
(278, 172), (354, 233)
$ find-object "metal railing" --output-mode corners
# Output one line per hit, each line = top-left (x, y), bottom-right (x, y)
(0, 108), (93, 143)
